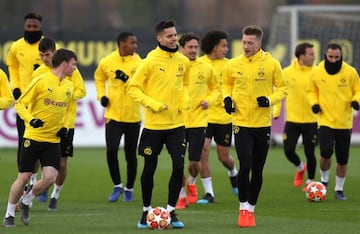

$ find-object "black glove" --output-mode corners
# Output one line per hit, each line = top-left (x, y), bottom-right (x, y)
(223, 97), (235, 114)
(13, 88), (21, 100)
(115, 70), (129, 83)
(100, 96), (109, 107)
(312, 104), (321, 114)
(257, 96), (269, 107)
(33, 64), (40, 70)
(56, 127), (69, 138)
(351, 101), (359, 111)
(30, 119), (44, 128)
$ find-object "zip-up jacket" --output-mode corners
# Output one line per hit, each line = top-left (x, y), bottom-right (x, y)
(94, 51), (142, 123)
(127, 46), (190, 130)
(222, 49), (287, 127)
(307, 60), (360, 129)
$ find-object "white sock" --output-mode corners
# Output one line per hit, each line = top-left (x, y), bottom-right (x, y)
(335, 176), (346, 191)
(297, 162), (304, 171)
(305, 179), (314, 184)
(30, 173), (38, 185)
(201, 177), (214, 197)
(143, 206), (152, 212)
(239, 201), (249, 210)
(22, 191), (35, 205)
(320, 169), (330, 183)
(51, 184), (63, 199)
(5, 202), (16, 218)
(166, 204), (175, 213)
(114, 184), (123, 188)
(124, 187), (133, 192)
(179, 187), (187, 198)
(228, 166), (238, 177)
(248, 204), (255, 212)
(188, 176), (196, 185)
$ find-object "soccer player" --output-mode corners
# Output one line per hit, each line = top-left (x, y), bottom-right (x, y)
(197, 29), (238, 204)
(6, 13), (44, 173)
(3, 49), (77, 227)
(222, 25), (287, 227)
(273, 42), (318, 191)
(0, 69), (14, 110)
(128, 19), (190, 229)
(31, 38), (87, 210)
(307, 43), (360, 201)
(94, 32), (142, 202)
(175, 33), (220, 209)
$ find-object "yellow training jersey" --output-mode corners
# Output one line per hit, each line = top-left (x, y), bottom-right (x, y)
(32, 64), (86, 128)
(273, 59), (317, 123)
(222, 49), (287, 127)
(6, 37), (43, 92)
(94, 51), (142, 123)
(128, 46), (190, 130)
(184, 58), (220, 128)
(307, 60), (360, 129)
(0, 69), (14, 110)
(198, 55), (232, 124)
(15, 71), (74, 143)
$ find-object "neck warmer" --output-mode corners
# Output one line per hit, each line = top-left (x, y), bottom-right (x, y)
(158, 43), (178, 53)
(24, 30), (42, 44)
(324, 55), (342, 75)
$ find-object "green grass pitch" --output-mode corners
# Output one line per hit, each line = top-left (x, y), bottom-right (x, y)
(1, 145), (360, 233)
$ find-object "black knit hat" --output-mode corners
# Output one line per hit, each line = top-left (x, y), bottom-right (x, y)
(24, 13), (42, 22)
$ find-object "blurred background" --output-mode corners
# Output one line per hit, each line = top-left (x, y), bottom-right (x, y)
(0, 0), (359, 78)
(0, 0), (360, 147)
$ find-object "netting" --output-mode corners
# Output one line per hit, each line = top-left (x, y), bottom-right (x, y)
(267, 5), (360, 71)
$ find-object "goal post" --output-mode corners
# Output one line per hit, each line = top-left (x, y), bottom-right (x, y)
(267, 5), (360, 144)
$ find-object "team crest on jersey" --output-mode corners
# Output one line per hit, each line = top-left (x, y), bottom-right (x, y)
(24, 139), (31, 148)
(176, 64), (184, 78)
(258, 68), (265, 77)
(338, 78), (347, 87)
(144, 146), (152, 156)
(178, 64), (184, 73)
(66, 89), (71, 97)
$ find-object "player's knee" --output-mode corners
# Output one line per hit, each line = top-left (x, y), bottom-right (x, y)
(320, 149), (333, 158)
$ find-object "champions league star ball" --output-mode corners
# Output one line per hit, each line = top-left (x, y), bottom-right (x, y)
(146, 206), (171, 230)
(305, 181), (327, 202)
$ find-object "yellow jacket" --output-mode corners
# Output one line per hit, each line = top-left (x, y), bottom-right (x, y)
(127, 46), (190, 130)
(32, 64), (86, 128)
(273, 59), (317, 123)
(307, 60), (360, 129)
(184, 58), (220, 128)
(6, 37), (43, 92)
(15, 72), (74, 143)
(198, 55), (232, 124)
(94, 51), (142, 123)
(0, 69), (14, 110)
(222, 50), (287, 127)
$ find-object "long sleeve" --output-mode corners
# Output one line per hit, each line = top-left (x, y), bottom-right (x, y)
(0, 70), (14, 110)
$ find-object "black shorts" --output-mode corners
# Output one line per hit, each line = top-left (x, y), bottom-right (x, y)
(186, 127), (206, 161)
(138, 127), (186, 157)
(318, 126), (351, 165)
(283, 122), (318, 146)
(60, 128), (74, 157)
(19, 138), (60, 172)
(205, 123), (232, 147)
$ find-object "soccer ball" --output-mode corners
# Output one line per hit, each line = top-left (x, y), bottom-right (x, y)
(305, 181), (327, 202)
(146, 206), (171, 230)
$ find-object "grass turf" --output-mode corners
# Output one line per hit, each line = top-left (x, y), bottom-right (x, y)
(0, 145), (360, 233)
